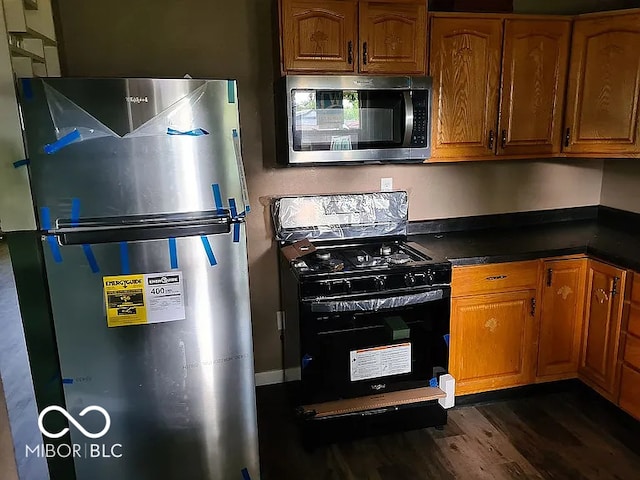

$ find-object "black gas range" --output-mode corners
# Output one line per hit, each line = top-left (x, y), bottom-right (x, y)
(273, 192), (454, 444)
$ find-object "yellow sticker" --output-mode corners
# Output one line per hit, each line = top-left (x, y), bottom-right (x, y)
(103, 274), (147, 327)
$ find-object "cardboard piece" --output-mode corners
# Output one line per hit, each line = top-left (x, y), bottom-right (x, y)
(281, 238), (316, 261)
(301, 386), (446, 419)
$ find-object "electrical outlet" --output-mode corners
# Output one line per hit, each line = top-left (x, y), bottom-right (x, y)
(276, 311), (285, 331)
(381, 177), (393, 192)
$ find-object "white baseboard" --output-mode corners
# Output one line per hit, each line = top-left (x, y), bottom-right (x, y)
(255, 367), (301, 386)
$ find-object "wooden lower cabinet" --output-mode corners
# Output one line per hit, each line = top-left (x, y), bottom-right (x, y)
(619, 364), (640, 419)
(536, 258), (588, 380)
(450, 290), (537, 395)
(578, 260), (627, 399)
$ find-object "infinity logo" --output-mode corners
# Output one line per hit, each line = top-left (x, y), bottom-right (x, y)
(38, 406), (111, 439)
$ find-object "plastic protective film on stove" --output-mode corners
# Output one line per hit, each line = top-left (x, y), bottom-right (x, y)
(310, 289), (444, 313)
(272, 191), (408, 242)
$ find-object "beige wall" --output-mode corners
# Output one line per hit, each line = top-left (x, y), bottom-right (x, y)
(55, 0), (604, 374)
(600, 161), (640, 214)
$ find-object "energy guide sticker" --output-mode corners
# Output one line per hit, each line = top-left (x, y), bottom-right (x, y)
(103, 272), (185, 327)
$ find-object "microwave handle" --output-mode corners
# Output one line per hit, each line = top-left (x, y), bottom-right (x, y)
(402, 91), (414, 147)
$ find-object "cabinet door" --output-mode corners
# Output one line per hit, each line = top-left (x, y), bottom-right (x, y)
(579, 260), (627, 398)
(451, 290), (537, 395)
(429, 17), (503, 158)
(564, 12), (640, 154)
(537, 258), (587, 380)
(281, 0), (357, 73)
(358, 2), (427, 74)
(498, 19), (571, 156)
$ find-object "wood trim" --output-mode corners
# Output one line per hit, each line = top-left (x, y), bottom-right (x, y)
(301, 386), (446, 418)
(429, 12), (574, 21)
(423, 153), (640, 163)
(575, 8), (640, 19)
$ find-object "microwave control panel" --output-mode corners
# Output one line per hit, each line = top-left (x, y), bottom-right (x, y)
(410, 91), (428, 148)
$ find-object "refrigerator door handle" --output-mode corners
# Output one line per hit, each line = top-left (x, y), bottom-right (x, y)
(54, 217), (231, 246)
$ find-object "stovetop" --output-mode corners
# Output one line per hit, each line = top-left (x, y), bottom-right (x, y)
(284, 240), (452, 298)
(293, 242), (430, 274)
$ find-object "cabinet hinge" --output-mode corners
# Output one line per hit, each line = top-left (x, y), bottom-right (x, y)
(531, 297), (536, 317)
(612, 276), (620, 296)
(546, 268), (553, 287)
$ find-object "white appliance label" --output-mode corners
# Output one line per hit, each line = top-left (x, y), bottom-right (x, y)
(144, 271), (186, 324)
(350, 343), (412, 382)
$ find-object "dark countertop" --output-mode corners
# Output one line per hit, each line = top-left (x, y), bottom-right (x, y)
(409, 208), (640, 272)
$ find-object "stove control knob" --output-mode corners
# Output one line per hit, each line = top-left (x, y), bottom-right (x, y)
(427, 272), (435, 284)
(404, 273), (416, 287)
(321, 281), (332, 295)
(343, 280), (352, 293)
(374, 276), (386, 291)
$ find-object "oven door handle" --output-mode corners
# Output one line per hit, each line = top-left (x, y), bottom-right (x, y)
(310, 289), (444, 313)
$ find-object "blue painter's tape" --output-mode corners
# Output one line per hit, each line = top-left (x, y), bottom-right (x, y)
(120, 241), (130, 274)
(167, 127), (209, 136)
(228, 80), (235, 103)
(21, 78), (32, 100)
(40, 207), (52, 229)
(70, 198), (81, 227)
(200, 236), (217, 266)
(229, 198), (238, 217)
(229, 198), (240, 243)
(41, 207), (63, 263)
(169, 238), (178, 269)
(429, 377), (439, 388)
(245, 205), (251, 213)
(44, 129), (81, 155)
(13, 159), (29, 168)
(241, 468), (251, 480)
(62, 378), (74, 385)
(443, 334), (450, 347)
(47, 237), (62, 263)
(302, 354), (313, 369)
(211, 183), (223, 212)
(82, 244), (99, 273)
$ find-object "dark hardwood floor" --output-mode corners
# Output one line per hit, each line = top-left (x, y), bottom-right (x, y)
(257, 383), (640, 479)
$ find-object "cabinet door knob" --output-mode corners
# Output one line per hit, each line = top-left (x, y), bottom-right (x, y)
(363, 42), (368, 65)
(348, 41), (353, 65)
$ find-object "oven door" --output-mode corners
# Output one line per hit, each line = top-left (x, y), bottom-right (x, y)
(285, 76), (431, 164)
(299, 287), (450, 404)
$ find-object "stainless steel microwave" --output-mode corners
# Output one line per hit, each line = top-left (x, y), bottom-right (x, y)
(277, 75), (432, 165)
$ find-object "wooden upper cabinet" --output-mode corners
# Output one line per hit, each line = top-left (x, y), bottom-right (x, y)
(498, 19), (571, 156)
(564, 12), (640, 154)
(537, 258), (587, 380)
(429, 17), (503, 158)
(358, 2), (427, 74)
(281, 0), (357, 73)
(579, 260), (627, 399)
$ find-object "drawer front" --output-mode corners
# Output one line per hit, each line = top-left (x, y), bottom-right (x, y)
(619, 364), (640, 420)
(624, 333), (640, 371)
(633, 273), (640, 304)
(628, 304), (640, 339)
(452, 261), (539, 297)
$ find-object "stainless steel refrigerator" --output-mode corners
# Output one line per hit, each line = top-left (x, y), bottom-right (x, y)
(17, 78), (259, 480)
